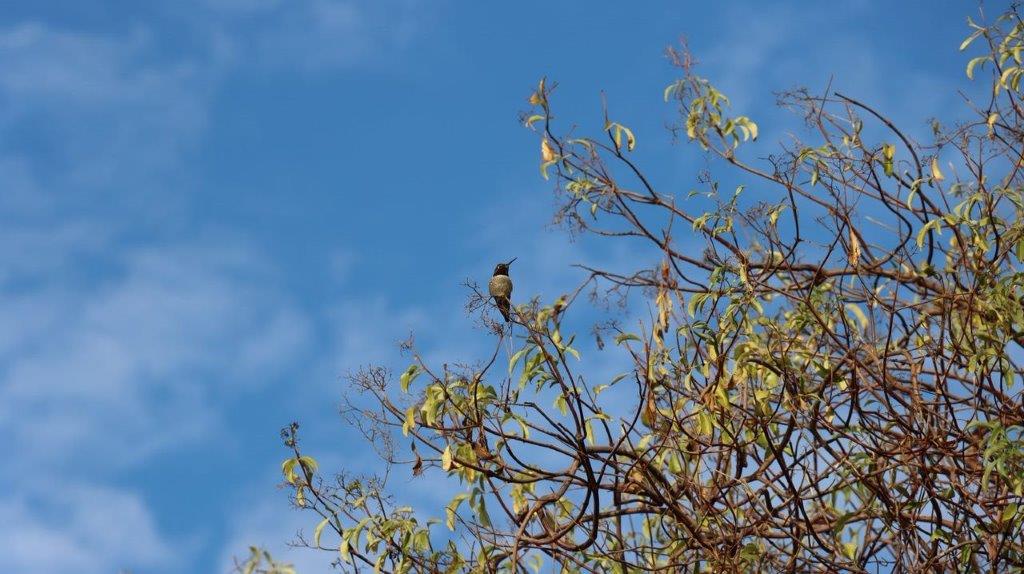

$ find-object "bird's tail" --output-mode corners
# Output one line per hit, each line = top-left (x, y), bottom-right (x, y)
(496, 297), (511, 322)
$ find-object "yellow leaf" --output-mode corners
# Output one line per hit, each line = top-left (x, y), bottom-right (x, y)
(297, 456), (318, 478)
(960, 29), (983, 51)
(281, 458), (298, 484)
(640, 392), (657, 428)
(697, 410), (713, 435)
(402, 406), (416, 437)
(441, 444), (453, 471)
(966, 56), (989, 80)
(845, 303), (869, 331)
(621, 124), (636, 151)
(524, 113), (545, 128)
(881, 144), (895, 176)
(849, 229), (861, 266)
(715, 384), (730, 409)
(528, 78), (546, 106)
(541, 138), (556, 162)
(930, 157), (945, 182)
(339, 538), (351, 563)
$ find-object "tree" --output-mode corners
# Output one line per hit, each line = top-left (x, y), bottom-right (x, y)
(274, 7), (1024, 573)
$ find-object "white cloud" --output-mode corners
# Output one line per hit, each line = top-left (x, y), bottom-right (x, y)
(0, 3), (435, 571)
(0, 238), (316, 574)
(0, 23), (210, 197)
(195, 0), (429, 71)
(0, 483), (174, 574)
(0, 241), (311, 472)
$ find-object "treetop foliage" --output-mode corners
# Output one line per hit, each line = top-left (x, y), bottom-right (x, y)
(266, 6), (1024, 573)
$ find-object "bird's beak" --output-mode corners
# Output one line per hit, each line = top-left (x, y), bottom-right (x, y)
(506, 257), (517, 266)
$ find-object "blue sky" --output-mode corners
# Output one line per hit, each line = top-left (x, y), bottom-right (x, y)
(0, 1), (1003, 572)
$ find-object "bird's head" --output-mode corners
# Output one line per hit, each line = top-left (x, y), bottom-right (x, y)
(493, 257), (516, 276)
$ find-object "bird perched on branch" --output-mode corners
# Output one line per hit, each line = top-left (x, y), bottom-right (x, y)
(488, 258), (516, 322)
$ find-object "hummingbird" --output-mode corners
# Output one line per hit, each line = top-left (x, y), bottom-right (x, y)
(488, 257), (516, 322)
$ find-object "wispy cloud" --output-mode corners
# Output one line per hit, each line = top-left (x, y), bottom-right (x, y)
(0, 2), (439, 569)
(0, 241), (311, 468)
(195, 0), (430, 71)
(0, 23), (210, 198)
(0, 483), (175, 574)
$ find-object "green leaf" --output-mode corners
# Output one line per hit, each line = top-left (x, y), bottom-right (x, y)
(411, 529), (430, 551)
(881, 143), (895, 176)
(614, 333), (641, 345)
(508, 347), (530, 374)
(446, 493), (470, 530)
(959, 545), (973, 566)
(715, 384), (730, 409)
(400, 364), (420, 393)
(916, 219), (943, 249)
(1002, 503), (1019, 522)
(739, 543), (761, 562)
(688, 292), (708, 318)
(553, 393), (568, 416)
(313, 517), (330, 548)
(697, 410), (713, 435)
(298, 455), (318, 476)
(472, 492), (492, 528)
